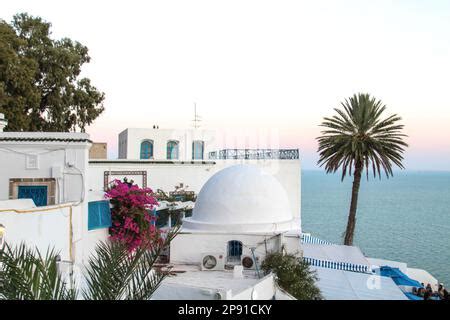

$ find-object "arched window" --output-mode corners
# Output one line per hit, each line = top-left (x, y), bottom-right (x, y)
(227, 240), (243, 263)
(140, 140), (153, 159)
(167, 140), (179, 160)
(192, 140), (204, 160)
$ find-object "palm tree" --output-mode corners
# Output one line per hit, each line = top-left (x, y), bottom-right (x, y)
(317, 93), (407, 246)
(0, 227), (178, 300)
(82, 227), (178, 300)
(0, 243), (77, 300)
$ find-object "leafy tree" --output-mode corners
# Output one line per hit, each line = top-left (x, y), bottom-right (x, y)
(261, 251), (322, 300)
(0, 13), (104, 132)
(317, 93), (407, 245)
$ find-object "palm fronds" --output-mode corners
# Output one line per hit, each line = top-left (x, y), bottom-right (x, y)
(82, 226), (178, 300)
(1, 226), (178, 300)
(317, 93), (408, 180)
(0, 243), (77, 300)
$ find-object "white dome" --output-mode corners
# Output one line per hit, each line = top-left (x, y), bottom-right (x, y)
(182, 164), (297, 233)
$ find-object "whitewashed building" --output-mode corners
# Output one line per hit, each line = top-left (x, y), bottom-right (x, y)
(0, 114), (437, 300)
(0, 128), (107, 265)
(118, 127), (216, 161)
(152, 164), (301, 300)
(89, 127), (302, 228)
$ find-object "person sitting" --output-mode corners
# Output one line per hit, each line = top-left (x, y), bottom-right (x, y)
(423, 290), (431, 301)
(417, 288), (425, 297)
(438, 284), (444, 298)
(426, 283), (433, 293)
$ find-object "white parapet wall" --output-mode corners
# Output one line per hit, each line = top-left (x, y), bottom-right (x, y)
(151, 269), (277, 300)
(0, 199), (78, 261)
(230, 274), (277, 300)
(169, 232), (284, 266)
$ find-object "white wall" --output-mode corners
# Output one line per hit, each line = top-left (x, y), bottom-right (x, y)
(88, 161), (216, 197)
(88, 158), (301, 227)
(230, 274), (276, 300)
(0, 200), (76, 261)
(0, 132), (108, 265)
(151, 283), (227, 300)
(151, 274), (276, 300)
(0, 133), (90, 205)
(170, 232), (298, 266)
(118, 128), (217, 160)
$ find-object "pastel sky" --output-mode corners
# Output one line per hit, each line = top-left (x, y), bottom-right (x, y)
(2, 0), (450, 170)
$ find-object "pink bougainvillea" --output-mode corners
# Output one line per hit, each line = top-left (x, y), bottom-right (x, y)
(105, 179), (161, 252)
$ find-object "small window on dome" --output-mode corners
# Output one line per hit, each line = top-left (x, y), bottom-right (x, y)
(227, 240), (243, 263)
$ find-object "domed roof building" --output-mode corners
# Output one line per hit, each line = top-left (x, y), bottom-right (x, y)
(183, 164), (298, 233)
(169, 164), (302, 271)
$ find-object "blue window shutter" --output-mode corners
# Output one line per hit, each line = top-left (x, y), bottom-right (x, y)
(167, 141), (179, 160)
(140, 140), (154, 159)
(88, 200), (112, 231)
(18, 185), (48, 206)
(192, 141), (204, 160)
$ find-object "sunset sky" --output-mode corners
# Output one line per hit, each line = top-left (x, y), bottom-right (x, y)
(2, 0), (450, 170)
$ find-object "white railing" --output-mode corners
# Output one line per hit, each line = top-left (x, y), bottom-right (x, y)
(300, 234), (334, 245)
(208, 149), (300, 160)
(303, 257), (370, 273)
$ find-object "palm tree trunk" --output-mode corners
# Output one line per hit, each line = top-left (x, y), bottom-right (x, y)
(344, 161), (363, 246)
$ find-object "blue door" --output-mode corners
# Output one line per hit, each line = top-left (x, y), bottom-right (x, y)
(18, 185), (48, 206)
(227, 240), (243, 262)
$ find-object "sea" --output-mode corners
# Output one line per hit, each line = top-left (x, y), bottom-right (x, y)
(301, 170), (450, 286)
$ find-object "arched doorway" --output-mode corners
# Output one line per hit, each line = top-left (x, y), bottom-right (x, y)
(227, 240), (243, 263)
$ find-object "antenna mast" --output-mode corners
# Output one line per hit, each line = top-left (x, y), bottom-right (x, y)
(192, 102), (202, 129)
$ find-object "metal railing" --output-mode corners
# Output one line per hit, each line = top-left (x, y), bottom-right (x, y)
(208, 149), (299, 160)
(301, 234), (334, 245)
(303, 257), (371, 274)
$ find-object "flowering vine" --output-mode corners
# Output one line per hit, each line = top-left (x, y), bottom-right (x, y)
(105, 179), (160, 252)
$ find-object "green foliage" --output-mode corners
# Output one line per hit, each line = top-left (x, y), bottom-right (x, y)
(0, 243), (77, 300)
(0, 13), (104, 132)
(317, 93), (408, 180)
(317, 93), (407, 244)
(0, 227), (178, 300)
(82, 227), (178, 300)
(261, 252), (322, 300)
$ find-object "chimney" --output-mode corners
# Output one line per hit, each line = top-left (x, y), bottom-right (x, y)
(0, 113), (7, 132)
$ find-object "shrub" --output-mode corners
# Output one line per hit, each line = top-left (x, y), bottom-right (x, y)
(261, 252), (322, 300)
(105, 179), (159, 252)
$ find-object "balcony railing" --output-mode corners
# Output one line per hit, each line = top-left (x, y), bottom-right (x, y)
(208, 149), (299, 160)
